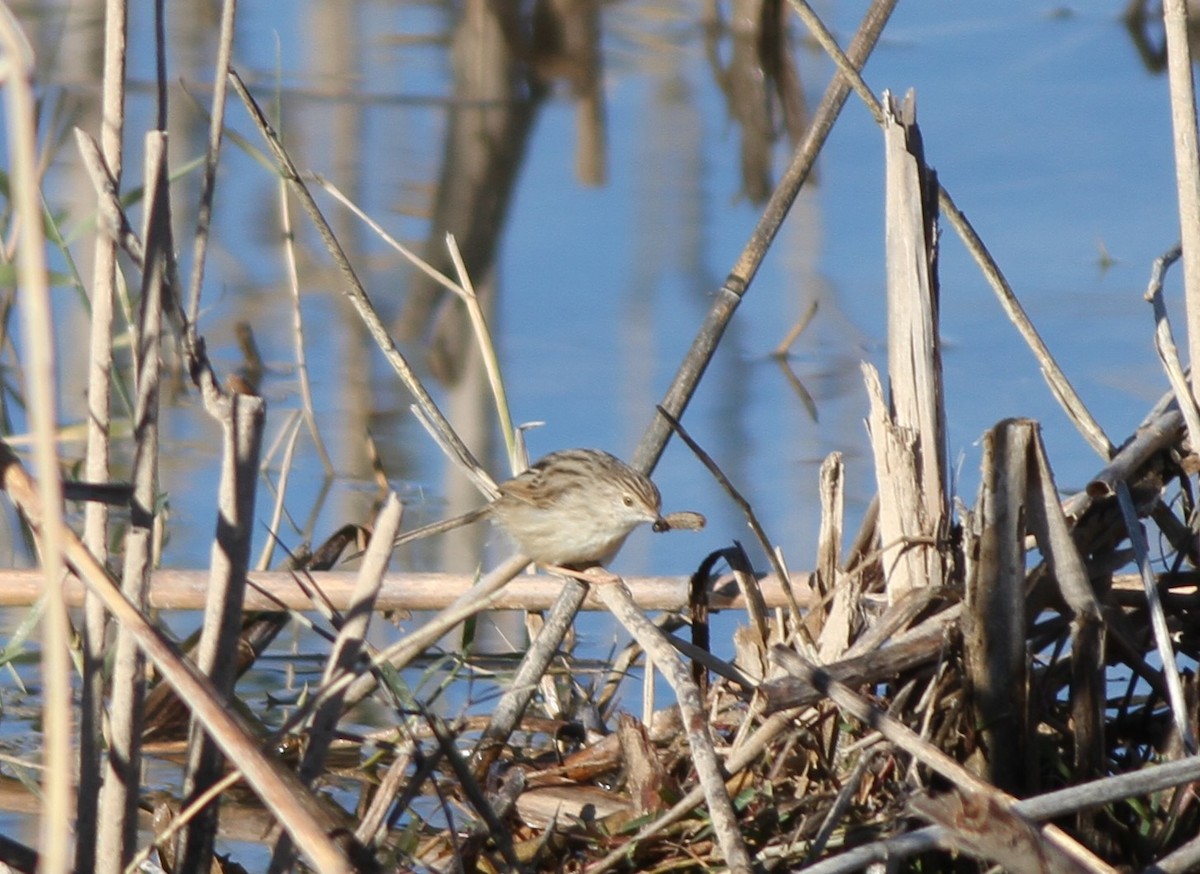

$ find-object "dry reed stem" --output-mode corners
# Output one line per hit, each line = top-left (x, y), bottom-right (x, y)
(176, 391), (266, 872)
(862, 362), (930, 595)
(964, 420), (1033, 793)
(468, 577), (590, 780)
(183, 0), (236, 327)
(872, 93), (948, 603)
(269, 495), (403, 873)
(444, 232), (520, 469)
(471, 573), (587, 778)
(278, 182), (334, 476)
(787, 0), (1114, 460)
(354, 746), (411, 848)
(0, 566), (813, 611)
(1142, 246), (1200, 445)
(0, 8), (70, 872)
(255, 410), (304, 571)
(77, 0), (127, 866)
(99, 131), (170, 873)
(73, 128), (145, 266)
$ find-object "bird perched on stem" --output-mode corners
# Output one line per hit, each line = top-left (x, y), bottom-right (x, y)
(393, 448), (704, 569)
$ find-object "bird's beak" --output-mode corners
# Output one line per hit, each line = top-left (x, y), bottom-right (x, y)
(651, 516), (669, 533)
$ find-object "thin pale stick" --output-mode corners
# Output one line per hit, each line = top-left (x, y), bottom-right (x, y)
(0, 9), (70, 871)
(445, 233), (518, 466)
(1142, 246), (1200, 447)
(270, 496), (402, 873)
(99, 132), (170, 872)
(255, 411), (303, 571)
(78, 1), (126, 865)
(279, 180), (334, 474)
(183, 0), (236, 328)
(591, 572), (753, 873)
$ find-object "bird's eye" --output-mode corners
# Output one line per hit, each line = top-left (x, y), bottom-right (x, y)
(623, 496), (634, 507)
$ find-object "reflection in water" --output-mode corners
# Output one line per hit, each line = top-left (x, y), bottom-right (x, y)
(703, 0), (808, 203)
(13, 1), (828, 581)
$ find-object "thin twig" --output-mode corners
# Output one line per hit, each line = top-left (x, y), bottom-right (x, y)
(183, 0), (237, 328)
(0, 8), (70, 872)
(77, 1), (127, 866)
(279, 177), (334, 474)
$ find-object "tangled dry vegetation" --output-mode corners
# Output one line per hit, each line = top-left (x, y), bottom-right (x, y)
(2, 1), (1200, 873)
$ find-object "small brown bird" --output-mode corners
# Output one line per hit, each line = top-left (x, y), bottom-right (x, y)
(394, 448), (703, 568)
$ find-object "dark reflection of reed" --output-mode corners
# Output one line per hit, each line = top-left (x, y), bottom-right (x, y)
(399, 3), (540, 380)
(397, 1), (607, 377)
(703, 0), (808, 204)
(1122, 0), (1200, 73)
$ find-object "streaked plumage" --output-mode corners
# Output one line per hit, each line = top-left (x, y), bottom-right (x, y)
(491, 449), (664, 567)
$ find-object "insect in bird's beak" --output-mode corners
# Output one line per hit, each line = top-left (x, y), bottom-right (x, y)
(653, 511), (706, 532)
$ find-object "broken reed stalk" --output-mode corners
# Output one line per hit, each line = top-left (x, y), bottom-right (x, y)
(862, 93), (948, 605)
(176, 392), (266, 872)
(788, 0), (1115, 459)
